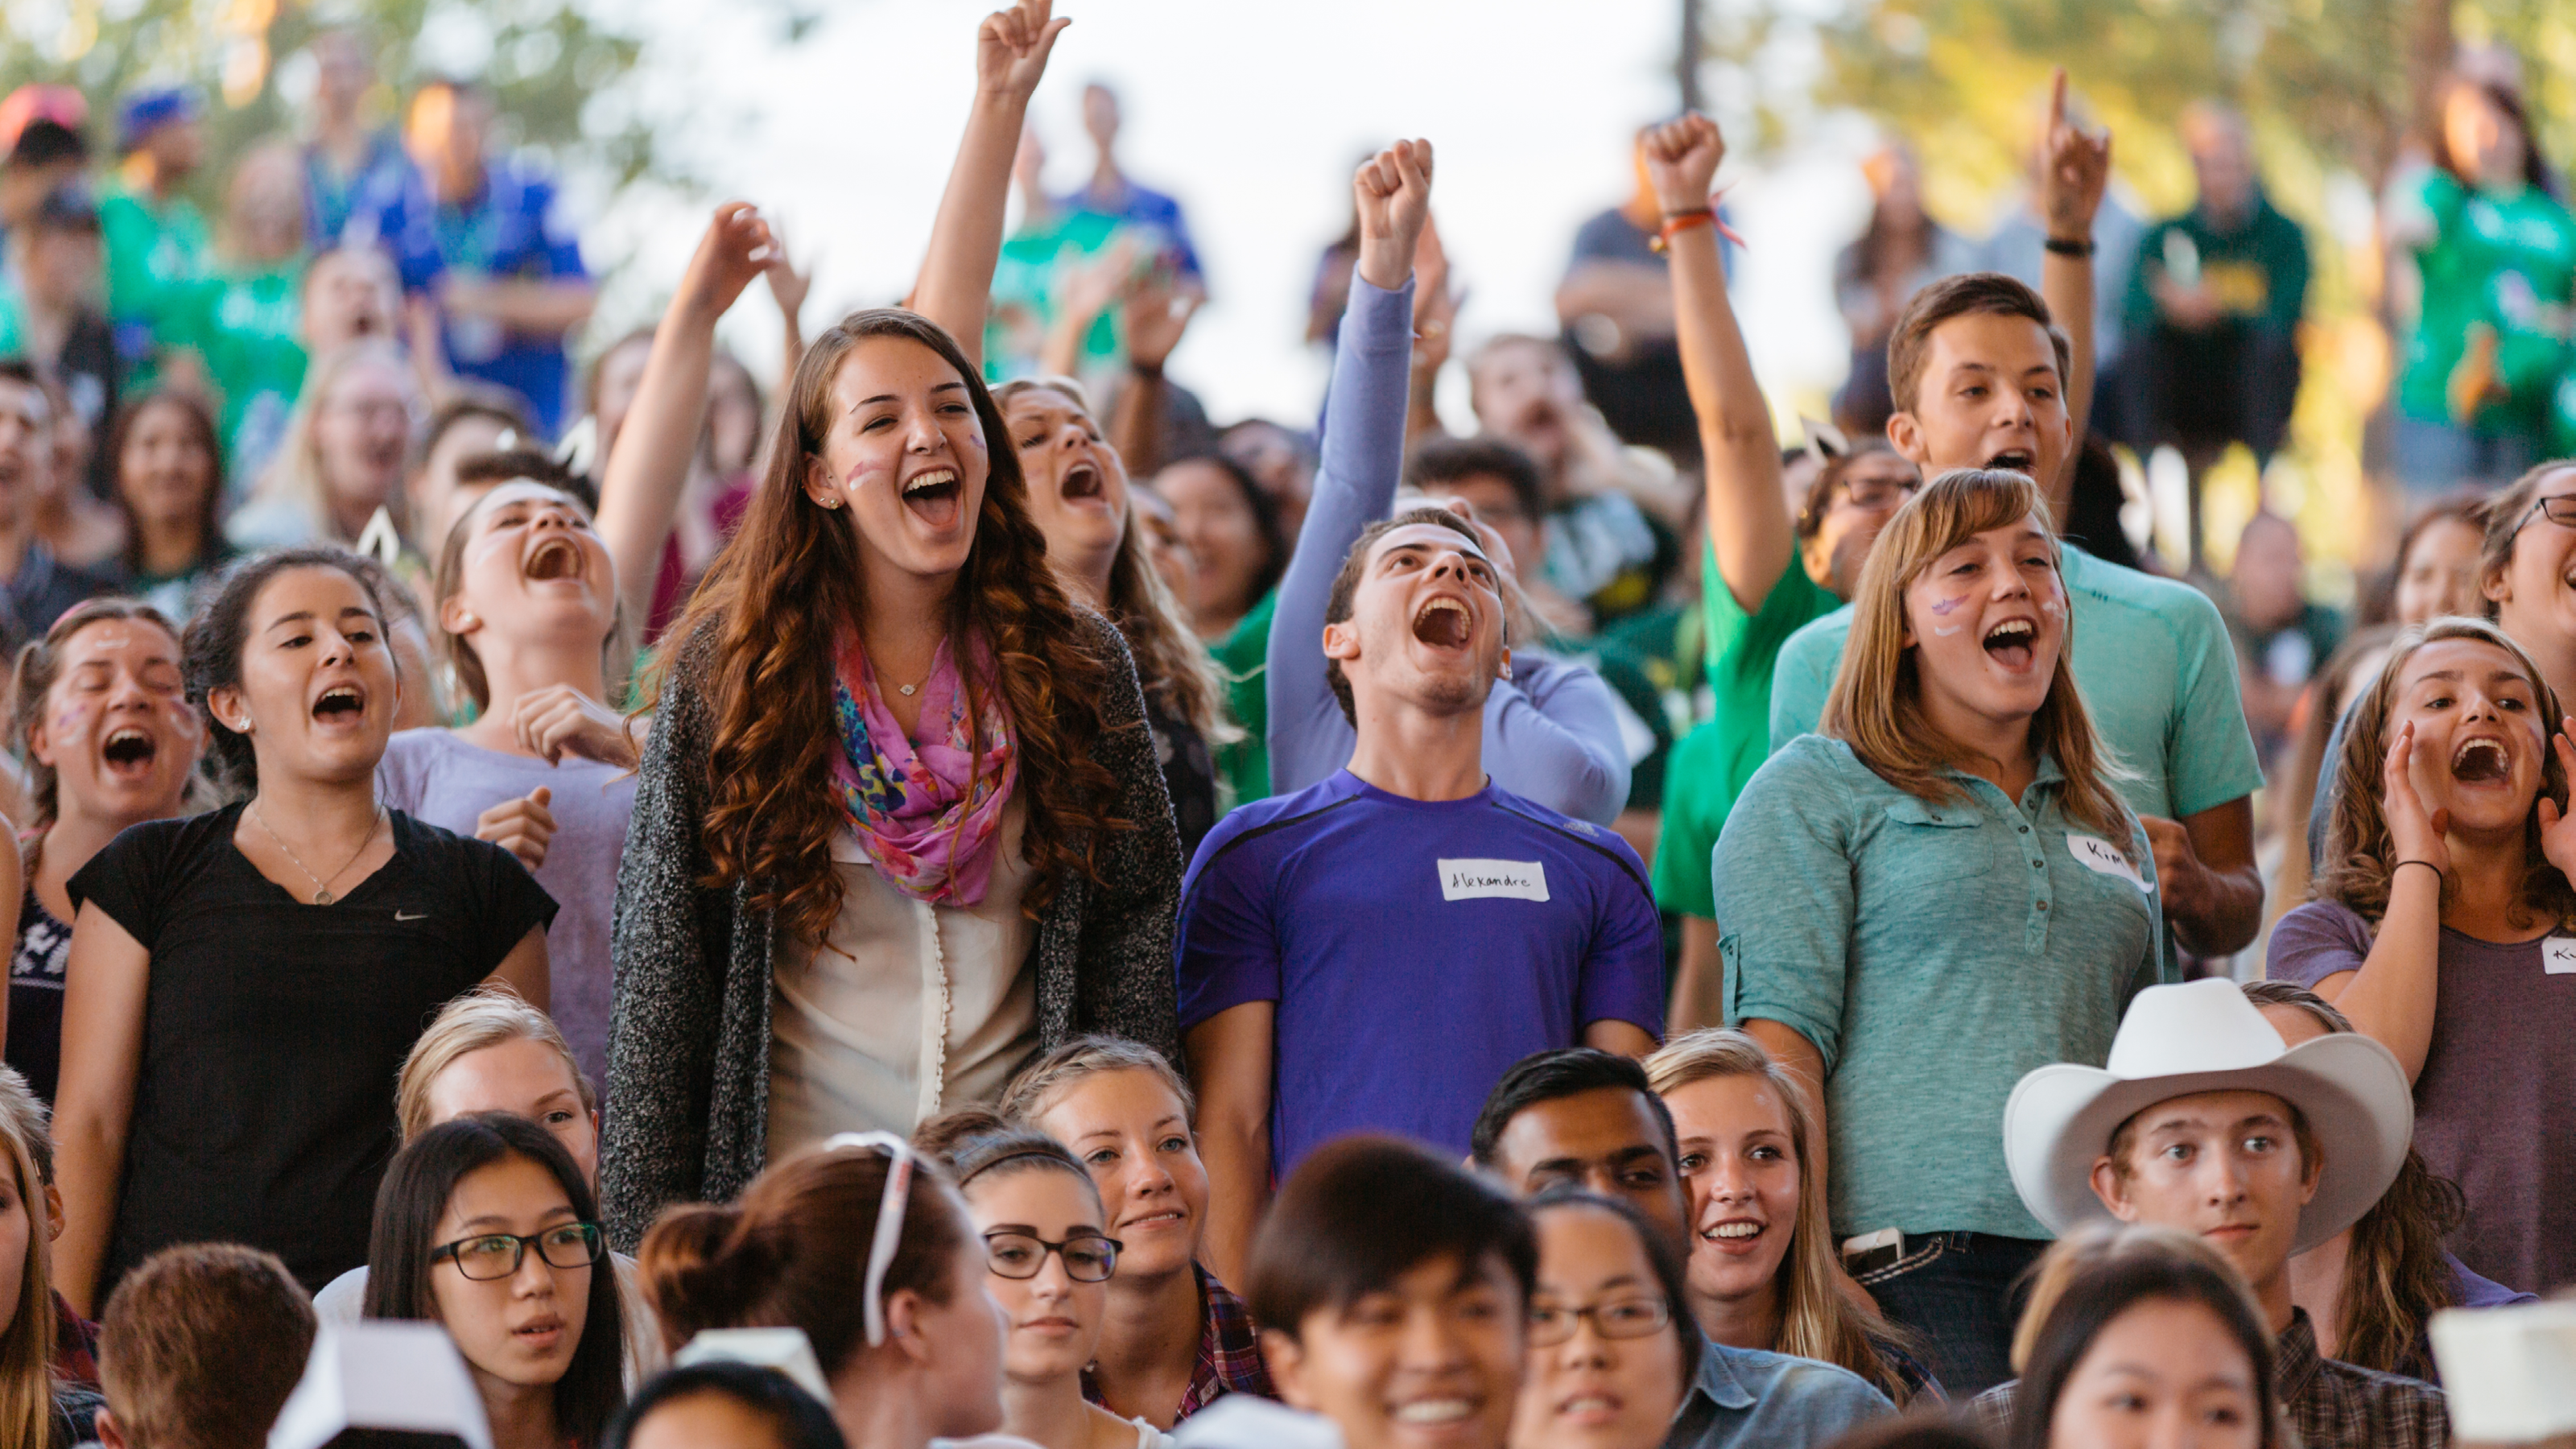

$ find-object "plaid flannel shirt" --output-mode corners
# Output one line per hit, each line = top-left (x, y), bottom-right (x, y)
(1084, 1264), (1277, 1423)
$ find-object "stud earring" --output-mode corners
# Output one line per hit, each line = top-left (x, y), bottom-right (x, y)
(456, 613), (480, 630)
(818, 495), (844, 510)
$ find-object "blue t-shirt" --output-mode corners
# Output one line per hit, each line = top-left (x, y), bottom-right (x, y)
(303, 130), (443, 289)
(1175, 770), (1665, 1174)
(358, 156), (586, 436)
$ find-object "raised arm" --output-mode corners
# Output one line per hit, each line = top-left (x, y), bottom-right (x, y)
(2035, 69), (2111, 508)
(592, 203), (777, 632)
(1647, 113), (1790, 615)
(906, 0), (1069, 369)
(1265, 142), (1433, 793)
(2312, 721), (2472, 1080)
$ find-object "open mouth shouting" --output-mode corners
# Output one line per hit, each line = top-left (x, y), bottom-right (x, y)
(101, 725), (159, 780)
(1413, 595), (1474, 650)
(312, 684), (365, 725)
(901, 466), (964, 530)
(1985, 448), (2035, 474)
(1060, 458), (1107, 505)
(1982, 616), (2039, 671)
(523, 533), (587, 583)
(2450, 735), (2513, 785)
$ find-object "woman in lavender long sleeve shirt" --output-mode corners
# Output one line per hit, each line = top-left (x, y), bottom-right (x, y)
(1265, 274), (1630, 825)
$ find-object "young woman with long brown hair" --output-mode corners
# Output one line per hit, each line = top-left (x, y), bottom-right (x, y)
(1713, 468), (2162, 1396)
(2268, 614), (2576, 1300)
(599, 0), (1179, 1247)
(993, 378), (1232, 855)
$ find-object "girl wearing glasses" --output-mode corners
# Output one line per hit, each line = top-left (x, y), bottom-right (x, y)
(931, 1117), (1174, 1449)
(1509, 1189), (1695, 1449)
(364, 1112), (626, 1449)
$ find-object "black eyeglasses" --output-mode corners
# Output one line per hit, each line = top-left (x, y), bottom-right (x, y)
(2516, 496), (2576, 535)
(1526, 1294), (1674, 1347)
(431, 1221), (605, 1282)
(983, 1229), (1123, 1282)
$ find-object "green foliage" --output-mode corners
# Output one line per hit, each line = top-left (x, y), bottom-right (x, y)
(0, 0), (659, 208)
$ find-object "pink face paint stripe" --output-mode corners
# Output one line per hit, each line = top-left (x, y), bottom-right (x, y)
(1929, 595), (1970, 615)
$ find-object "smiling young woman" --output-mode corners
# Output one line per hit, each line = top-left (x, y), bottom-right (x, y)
(1714, 469), (2161, 1395)
(49, 547), (556, 1316)
(2271, 616), (2576, 1298)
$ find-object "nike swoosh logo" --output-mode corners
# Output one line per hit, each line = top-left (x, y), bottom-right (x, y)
(394, 911), (428, 922)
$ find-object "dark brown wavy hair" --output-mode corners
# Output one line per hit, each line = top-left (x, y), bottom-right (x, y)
(647, 309), (1125, 941)
(2316, 616), (2576, 929)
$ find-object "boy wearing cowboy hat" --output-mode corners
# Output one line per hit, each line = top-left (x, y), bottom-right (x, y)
(1990, 978), (2450, 1449)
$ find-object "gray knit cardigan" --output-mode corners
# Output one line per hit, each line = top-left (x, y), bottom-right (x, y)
(599, 613), (1183, 1247)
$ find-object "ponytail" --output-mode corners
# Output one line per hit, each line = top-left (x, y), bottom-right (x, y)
(638, 1144), (968, 1375)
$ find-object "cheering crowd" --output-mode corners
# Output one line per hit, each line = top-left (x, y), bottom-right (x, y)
(0, 3), (2573, 1448)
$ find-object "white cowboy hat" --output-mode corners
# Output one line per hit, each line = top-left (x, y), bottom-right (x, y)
(2003, 978), (2413, 1254)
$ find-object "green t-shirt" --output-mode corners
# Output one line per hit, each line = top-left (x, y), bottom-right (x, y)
(163, 262), (308, 474)
(2394, 169), (2576, 438)
(1717, 735), (2167, 1240)
(985, 208), (1127, 382)
(1208, 588), (1275, 816)
(97, 184), (213, 387)
(1648, 548), (1839, 919)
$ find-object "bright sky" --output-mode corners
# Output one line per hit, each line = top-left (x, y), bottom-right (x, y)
(574, 0), (1884, 433)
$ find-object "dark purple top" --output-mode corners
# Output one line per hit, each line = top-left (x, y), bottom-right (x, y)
(2269, 898), (2576, 1294)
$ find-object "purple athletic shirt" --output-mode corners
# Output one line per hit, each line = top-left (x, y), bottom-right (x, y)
(1175, 770), (1664, 1175)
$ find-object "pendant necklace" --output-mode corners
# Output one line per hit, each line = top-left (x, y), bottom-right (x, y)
(250, 801), (386, 906)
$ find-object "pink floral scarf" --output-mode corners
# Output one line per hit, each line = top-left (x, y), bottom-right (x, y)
(828, 634), (1018, 906)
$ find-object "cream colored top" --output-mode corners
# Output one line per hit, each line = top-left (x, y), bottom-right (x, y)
(767, 799), (1041, 1154)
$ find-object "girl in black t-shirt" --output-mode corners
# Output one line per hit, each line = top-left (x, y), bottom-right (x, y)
(52, 547), (555, 1314)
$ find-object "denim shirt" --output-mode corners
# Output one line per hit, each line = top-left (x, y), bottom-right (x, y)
(1661, 1339), (1895, 1449)
(1715, 735), (2167, 1241)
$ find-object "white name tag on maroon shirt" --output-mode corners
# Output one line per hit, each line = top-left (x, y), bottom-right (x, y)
(1440, 859), (1550, 902)
(2066, 834), (2149, 891)
(2545, 937), (2576, 975)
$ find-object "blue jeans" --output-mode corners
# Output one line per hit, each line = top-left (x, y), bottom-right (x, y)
(1857, 1231), (2046, 1397)
(2392, 414), (2533, 495)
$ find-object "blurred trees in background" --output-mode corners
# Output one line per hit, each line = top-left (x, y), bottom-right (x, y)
(0, 0), (659, 202)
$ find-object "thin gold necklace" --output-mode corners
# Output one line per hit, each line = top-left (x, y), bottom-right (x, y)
(248, 801), (385, 906)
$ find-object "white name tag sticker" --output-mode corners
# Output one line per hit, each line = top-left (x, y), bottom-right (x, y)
(2545, 938), (2576, 975)
(1439, 859), (1550, 902)
(2066, 834), (2150, 891)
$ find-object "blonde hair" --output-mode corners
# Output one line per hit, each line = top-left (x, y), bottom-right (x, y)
(2318, 615), (2576, 930)
(997, 1034), (1197, 1129)
(1643, 1029), (1918, 1406)
(252, 339), (417, 542)
(0, 1092), (52, 1449)
(2009, 1221), (2254, 1375)
(1822, 468), (2133, 850)
(393, 985), (596, 1144)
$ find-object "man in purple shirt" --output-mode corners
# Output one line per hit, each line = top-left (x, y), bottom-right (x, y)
(1181, 141), (1663, 1294)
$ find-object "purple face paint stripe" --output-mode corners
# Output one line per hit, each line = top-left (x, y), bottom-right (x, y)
(1930, 595), (1970, 615)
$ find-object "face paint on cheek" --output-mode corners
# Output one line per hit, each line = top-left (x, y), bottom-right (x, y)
(1932, 625), (1964, 637)
(464, 528), (522, 572)
(1928, 595), (1971, 616)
